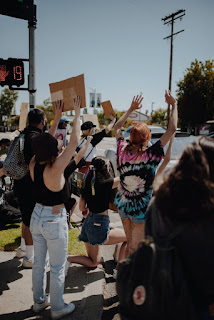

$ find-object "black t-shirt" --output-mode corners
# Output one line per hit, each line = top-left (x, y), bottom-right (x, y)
(81, 178), (114, 213)
(13, 125), (42, 205)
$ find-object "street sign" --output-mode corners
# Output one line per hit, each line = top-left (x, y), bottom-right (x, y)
(0, 58), (25, 88)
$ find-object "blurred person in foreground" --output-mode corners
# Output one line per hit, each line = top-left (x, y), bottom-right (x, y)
(113, 91), (177, 257)
(145, 136), (214, 319)
(29, 97), (86, 319)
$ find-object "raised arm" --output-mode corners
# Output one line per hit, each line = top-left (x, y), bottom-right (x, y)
(54, 96), (81, 171)
(105, 113), (117, 134)
(160, 91), (177, 147)
(48, 100), (63, 136)
(114, 95), (143, 141)
(74, 136), (92, 165)
(156, 135), (174, 176)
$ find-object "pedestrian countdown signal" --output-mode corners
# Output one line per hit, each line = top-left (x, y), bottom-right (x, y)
(0, 58), (25, 88)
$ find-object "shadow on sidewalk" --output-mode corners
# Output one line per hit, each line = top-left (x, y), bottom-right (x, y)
(0, 257), (23, 295)
(0, 308), (50, 320)
(64, 265), (104, 294)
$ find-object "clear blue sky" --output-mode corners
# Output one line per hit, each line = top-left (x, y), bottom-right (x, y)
(0, 0), (213, 115)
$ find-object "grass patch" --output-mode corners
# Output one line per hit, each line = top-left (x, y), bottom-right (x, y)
(0, 223), (86, 255)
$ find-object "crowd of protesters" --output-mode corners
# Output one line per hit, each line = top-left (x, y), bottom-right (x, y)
(1, 90), (214, 320)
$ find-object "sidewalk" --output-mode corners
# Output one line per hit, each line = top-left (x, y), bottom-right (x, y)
(0, 202), (122, 320)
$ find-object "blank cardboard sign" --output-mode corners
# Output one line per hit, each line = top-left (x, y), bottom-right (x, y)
(49, 74), (86, 111)
(19, 102), (28, 131)
(101, 100), (116, 119)
(82, 114), (100, 130)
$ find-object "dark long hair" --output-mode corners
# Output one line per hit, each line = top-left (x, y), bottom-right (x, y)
(155, 136), (214, 222)
(81, 156), (115, 201)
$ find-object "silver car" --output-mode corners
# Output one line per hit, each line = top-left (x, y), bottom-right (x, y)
(105, 125), (195, 176)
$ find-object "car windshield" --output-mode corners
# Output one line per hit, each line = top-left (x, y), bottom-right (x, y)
(151, 135), (195, 160)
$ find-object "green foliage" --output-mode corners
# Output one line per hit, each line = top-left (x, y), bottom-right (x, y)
(37, 98), (54, 125)
(177, 60), (214, 130)
(0, 89), (18, 125)
(151, 108), (167, 126)
(97, 110), (134, 134)
(0, 222), (86, 255)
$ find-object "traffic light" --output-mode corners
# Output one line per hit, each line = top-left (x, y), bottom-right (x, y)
(0, 0), (36, 21)
(0, 59), (25, 88)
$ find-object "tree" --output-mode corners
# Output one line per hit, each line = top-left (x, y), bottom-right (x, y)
(0, 88), (18, 125)
(151, 108), (167, 126)
(37, 98), (54, 125)
(177, 60), (214, 131)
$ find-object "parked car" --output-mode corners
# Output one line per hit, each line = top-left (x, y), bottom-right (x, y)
(199, 120), (214, 135)
(105, 125), (195, 176)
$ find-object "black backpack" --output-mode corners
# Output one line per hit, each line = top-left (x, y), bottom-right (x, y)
(3, 132), (28, 180)
(116, 199), (198, 320)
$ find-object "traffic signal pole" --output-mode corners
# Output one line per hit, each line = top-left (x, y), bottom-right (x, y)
(0, 0), (37, 108)
(29, 19), (36, 109)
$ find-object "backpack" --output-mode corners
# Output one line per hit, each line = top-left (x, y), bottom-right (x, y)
(116, 199), (198, 320)
(3, 132), (29, 180)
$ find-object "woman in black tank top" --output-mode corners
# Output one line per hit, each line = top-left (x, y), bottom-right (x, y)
(28, 97), (91, 319)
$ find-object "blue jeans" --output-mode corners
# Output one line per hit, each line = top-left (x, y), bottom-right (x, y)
(30, 203), (68, 312)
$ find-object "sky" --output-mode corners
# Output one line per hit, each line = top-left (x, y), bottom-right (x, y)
(0, 0), (213, 115)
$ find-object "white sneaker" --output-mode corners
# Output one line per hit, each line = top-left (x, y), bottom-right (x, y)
(51, 303), (75, 320)
(113, 268), (117, 280)
(65, 260), (71, 277)
(15, 247), (26, 259)
(22, 257), (34, 268)
(33, 295), (50, 313)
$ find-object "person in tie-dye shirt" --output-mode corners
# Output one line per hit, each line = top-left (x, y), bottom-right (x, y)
(114, 91), (178, 257)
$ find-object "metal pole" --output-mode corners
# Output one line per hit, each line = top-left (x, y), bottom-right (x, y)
(167, 18), (174, 124)
(94, 88), (96, 112)
(169, 19), (174, 94)
(162, 9), (185, 125)
(28, 19), (36, 109)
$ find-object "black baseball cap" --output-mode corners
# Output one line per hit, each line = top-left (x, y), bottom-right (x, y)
(81, 121), (96, 131)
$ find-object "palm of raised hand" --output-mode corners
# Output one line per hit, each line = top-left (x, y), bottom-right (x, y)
(131, 95), (144, 110)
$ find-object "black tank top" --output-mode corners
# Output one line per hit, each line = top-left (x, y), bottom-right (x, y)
(34, 163), (70, 208)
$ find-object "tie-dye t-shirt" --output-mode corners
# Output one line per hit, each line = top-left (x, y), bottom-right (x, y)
(114, 138), (164, 219)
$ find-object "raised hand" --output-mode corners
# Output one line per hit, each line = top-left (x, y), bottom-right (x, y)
(54, 100), (63, 119)
(130, 94), (144, 111)
(73, 95), (81, 115)
(109, 112), (116, 122)
(165, 90), (176, 105)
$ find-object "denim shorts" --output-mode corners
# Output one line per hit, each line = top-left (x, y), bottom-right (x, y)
(118, 209), (146, 224)
(78, 212), (110, 246)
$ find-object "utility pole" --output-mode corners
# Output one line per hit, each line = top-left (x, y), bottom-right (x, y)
(162, 9), (185, 124)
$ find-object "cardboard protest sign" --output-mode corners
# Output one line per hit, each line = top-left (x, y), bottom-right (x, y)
(49, 74), (86, 111)
(82, 114), (100, 130)
(101, 100), (116, 119)
(19, 102), (28, 131)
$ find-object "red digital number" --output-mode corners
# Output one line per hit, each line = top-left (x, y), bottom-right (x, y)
(13, 66), (22, 81)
